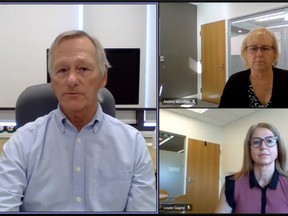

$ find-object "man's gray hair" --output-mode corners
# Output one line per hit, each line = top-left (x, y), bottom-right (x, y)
(47, 30), (111, 77)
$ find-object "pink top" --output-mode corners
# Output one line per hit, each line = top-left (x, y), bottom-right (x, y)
(225, 170), (288, 213)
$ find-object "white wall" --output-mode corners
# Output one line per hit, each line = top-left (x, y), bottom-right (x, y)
(160, 109), (223, 144)
(83, 4), (157, 109)
(160, 109), (288, 195)
(196, 2), (288, 98)
(0, 3), (157, 123)
(0, 4), (80, 108)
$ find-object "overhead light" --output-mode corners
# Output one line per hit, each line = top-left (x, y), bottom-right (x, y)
(267, 24), (288, 29)
(256, 13), (285, 22)
(159, 135), (174, 146)
(188, 108), (208, 114)
(232, 12), (284, 24)
(159, 84), (163, 97)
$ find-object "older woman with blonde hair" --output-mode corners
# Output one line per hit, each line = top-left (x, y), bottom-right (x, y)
(214, 122), (288, 213)
(219, 28), (288, 108)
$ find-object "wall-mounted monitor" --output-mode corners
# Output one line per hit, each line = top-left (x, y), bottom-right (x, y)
(47, 48), (140, 106)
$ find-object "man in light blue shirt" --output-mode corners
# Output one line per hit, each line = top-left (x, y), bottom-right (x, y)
(0, 30), (156, 212)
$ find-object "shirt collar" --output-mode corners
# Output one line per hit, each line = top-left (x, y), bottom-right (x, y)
(54, 103), (104, 133)
(249, 169), (279, 189)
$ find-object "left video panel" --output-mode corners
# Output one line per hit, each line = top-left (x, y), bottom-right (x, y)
(0, 2), (158, 213)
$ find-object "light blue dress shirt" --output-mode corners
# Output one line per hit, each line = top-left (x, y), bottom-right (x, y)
(0, 105), (156, 212)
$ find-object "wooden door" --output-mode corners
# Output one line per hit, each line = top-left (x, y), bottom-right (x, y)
(186, 138), (220, 213)
(201, 20), (226, 104)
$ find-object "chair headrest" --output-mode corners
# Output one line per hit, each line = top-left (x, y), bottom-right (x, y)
(15, 83), (116, 128)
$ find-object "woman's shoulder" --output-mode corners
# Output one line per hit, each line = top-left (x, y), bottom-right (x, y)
(279, 174), (288, 181)
(225, 174), (237, 188)
(228, 69), (250, 80)
(225, 174), (235, 180)
(224, 174), (236, 209)
(273, 67), (288, 85)
(273, 67), (288, 74)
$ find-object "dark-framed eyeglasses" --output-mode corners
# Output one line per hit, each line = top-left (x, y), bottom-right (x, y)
(246, 45), (273, 54)
(250, 136), (278, 148)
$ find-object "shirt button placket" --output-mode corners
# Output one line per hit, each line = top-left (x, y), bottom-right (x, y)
(74, 136), (84, 210)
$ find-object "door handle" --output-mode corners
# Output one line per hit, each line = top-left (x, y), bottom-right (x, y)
(187, 176), (193, 183)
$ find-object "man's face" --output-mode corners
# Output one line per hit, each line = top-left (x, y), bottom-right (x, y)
(50, 36), (107, 114)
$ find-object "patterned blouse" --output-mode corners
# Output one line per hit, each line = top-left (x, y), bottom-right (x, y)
(248, 84), (271, 108)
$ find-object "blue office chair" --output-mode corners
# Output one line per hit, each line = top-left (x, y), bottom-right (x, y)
(15, 83), (116, 129)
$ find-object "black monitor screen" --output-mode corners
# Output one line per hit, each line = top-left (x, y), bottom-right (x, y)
(47, 48), (140, 105)
(105, 48), (140, 105)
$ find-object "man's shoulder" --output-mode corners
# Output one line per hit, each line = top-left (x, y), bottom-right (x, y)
(101, 114), (146, 147)
(102, 113), (140, 134)
(16, 110), (55, 133)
